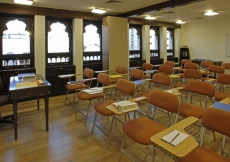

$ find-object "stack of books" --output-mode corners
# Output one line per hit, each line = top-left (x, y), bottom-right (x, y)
(112, 101), (138, 112)
(82, 87), (103, 94)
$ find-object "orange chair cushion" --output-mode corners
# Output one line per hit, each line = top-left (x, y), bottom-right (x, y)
(136, 91), (150, 102)
(179, 102), (206, 119)
(215, 91), (230, 101)
(66, 83), (88, 91)
(94, 100), (116, 116)
(177, 147), (230, 162)
(123, 117), (166, 145)
(142, 75), (149, 78)
(77, 91), (105, 100)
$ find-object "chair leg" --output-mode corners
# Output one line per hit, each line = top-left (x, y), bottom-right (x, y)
(84, 100), (92, 127)
(153, 145), (157, 162)
(221, 135), (226, 156)
(118, 134), (126, 162)
(106, 115), (115, 149)
(91, 112), (98, 134)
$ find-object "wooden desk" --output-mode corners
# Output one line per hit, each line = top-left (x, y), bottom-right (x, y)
(150, 117), (199, 158)
(9, 74), (51, 140)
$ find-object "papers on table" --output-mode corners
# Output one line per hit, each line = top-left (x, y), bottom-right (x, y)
(18, 73), (36, 79)
(161, 130), (189, 146)
(16, 80), (45, 89)
(112, 100), (138, 112)
(81, 87), (103, 94)
(110, 75), (123, 79)
(212, 102), (230, 112)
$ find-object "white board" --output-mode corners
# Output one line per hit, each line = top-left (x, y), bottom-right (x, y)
(225, 34), (230, 56)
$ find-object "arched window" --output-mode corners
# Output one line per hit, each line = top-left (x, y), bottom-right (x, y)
(46, 18), (72, 66)
(0, 16), (34, 69)
(167, 28), (174, 57)
(150, 27), (160, 58)
(129, 25), (142, 60)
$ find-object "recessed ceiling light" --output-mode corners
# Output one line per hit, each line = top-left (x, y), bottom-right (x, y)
(204, 11), (219, 16)
(145, 16), (157, 20)
(14, 0), (33, 5)
(176, 20), (186, 24)
(92, 8), (107, 14)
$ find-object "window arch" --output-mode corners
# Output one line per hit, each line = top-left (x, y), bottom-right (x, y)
(129, 25), (142, 60)
(167, 28), (174, 57)
(150, 27), (160, 58)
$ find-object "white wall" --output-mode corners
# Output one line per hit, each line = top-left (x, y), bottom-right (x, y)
(34, 15), (45, 76)
(181, 18), (230, 63)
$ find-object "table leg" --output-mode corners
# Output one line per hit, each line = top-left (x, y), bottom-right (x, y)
(37, 96), (40, 110)
(12, 99), (18, 140)
(44, 94), (49, 131)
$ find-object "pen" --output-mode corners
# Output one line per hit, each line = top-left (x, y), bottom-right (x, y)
(170, 132), (180, 143)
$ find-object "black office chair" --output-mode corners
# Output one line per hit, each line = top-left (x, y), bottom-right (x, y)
(0, 77), (13, 124)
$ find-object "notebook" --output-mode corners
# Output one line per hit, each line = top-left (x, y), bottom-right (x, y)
(212, 102), (230, 112)
(18, 73), (36, 79)
(16, 81), (38, 89)
(161, 130), (189, 146)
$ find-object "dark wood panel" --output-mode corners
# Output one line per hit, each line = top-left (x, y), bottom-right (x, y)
(128, 18), (181, 28)
(118, 0), (205, 18)
(0, 3), (102, 20)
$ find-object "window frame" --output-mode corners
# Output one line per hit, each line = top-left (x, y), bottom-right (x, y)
(45, 17), (73, 67)
(150, 26), (160, 59)
(0, 14), (34, 70)
(83, 20), (102, 63)
(167, 28), (174, 58)
(129, 24), (142, 60)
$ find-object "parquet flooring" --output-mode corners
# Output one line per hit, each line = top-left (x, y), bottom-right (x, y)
(0, 89), (229, 162)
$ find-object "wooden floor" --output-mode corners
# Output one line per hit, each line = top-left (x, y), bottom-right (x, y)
(0, 92), (230, 162)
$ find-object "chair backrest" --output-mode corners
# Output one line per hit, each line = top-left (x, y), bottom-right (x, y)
(217, 74), (230, 84)
(159, 65), (173, 75)
(116, 79), (135, 96)
(83, 68), (94, 79)
(185, 80), (215, 98)
(165, 61), (175, 67)
(222, 63), (230, 69)
(152, 73), (171, 87)
(147, 89), (179, 114)
(142, 63), (153, 70)
(184, 63), (198, 70)
(181, 59), (192, 65)
(202, 108), (230, 137)
(208, 65), (225, 74)
(97, 73), (110, 86)
(129, 68), (143, 80)
(115, 66), (126, 74)
(201, 61), (214, 68)
(184, 69), (202, 80)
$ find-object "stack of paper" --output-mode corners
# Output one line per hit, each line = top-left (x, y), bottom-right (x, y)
(112, 101), (138, 112)
(82, 87), (103, 94)
(16, 81), (38, 89)
(161, 130), (189, 146)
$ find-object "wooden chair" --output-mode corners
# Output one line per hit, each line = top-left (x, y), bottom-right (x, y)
(158, 65), (174, 75)
(64, 68), (94, 104)
(174, 69), (202, 90)
(74, 73), (110, 126)
(109, 65), (127, 84)
(223, 63), (230, 70)
(215, 74), (230, 101)
(0, 77), (12, 124)
(129, 68), (143, 80)
(200, 61), (214, 76)
(177, 108), (230, 162)
(181, 59), (192, 68)
(177, 62), (199, 77)
(142, 63), (153, 78)
(91, 79), (135, 149)
(119, 89), (180, 162)
(165, 61), (175, 67)
(202, 65), (225, 81)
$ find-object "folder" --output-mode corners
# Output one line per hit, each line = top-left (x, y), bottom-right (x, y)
(212, 102), (230, 112)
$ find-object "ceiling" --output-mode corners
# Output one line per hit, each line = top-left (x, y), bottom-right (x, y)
(0, 0), (230, 24)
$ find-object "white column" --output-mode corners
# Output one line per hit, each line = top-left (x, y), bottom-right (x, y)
(174, 28), (182, 60)
(34, 15), (45, 76)
(73, 18), (83, 79)
(160, 27), (167, 63)
(142, 25), (150, 63)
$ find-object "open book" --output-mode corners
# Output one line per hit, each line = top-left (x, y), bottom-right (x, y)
(112, 101), (138, 112)
(161, 130), (189, 146)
